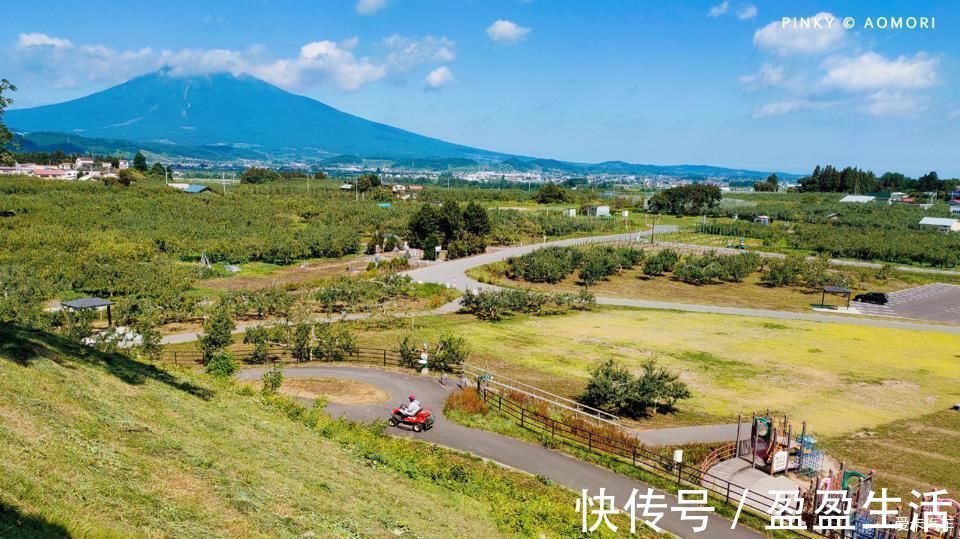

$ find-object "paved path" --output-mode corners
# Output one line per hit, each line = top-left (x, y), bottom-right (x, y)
(401, 230), (960, 335)
(238, 364), (764, 539)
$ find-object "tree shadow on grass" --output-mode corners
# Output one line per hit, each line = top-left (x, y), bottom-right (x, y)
(0, 323), (212, 400)
(0, 502), (71, 538)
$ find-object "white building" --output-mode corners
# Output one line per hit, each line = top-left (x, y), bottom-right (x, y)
(391, 184), (408, 193)
(587, 205), (611, 217)
(118, 159), (129, 170)
(75, 157), (95, 170)
(918, 217), (960, 233)
(950, 203), (960, 216)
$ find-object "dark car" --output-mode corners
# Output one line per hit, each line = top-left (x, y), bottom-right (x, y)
(854, 292), (889, 305)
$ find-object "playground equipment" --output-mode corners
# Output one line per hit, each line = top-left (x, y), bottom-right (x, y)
(747, 412), (808, 475)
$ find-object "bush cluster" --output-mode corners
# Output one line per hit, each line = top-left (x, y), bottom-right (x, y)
(579, 359), (691, 418)
(460, 288), (595, 321)
(672, 252), (761, 285)
(507, 246), (645, 285)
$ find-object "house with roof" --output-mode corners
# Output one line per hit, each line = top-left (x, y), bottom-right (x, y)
(918, 217), (960, 233)
(33, 168), (77, 180)
(75, 157), (95, 170)
(949, 202), (960, 216)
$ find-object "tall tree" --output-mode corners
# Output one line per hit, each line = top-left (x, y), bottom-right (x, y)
(462, 201), (491, 236)
(0, 79), (17, 165)
(132, 151), (148, 172)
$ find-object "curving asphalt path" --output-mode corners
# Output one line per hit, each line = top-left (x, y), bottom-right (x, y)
(401, 230), (960, 335)
(239, 364), (764, 539)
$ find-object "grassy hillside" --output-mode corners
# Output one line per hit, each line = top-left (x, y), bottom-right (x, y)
(0, 323), (614, 538)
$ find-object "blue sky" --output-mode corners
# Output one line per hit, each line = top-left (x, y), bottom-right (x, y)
(2, 0), (958, 176)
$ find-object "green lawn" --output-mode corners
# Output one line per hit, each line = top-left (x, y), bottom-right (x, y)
(0, 323), (621, 538)
(348, 309), (960, 437)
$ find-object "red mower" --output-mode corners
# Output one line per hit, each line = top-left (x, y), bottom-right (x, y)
(388, 406), (435, 432)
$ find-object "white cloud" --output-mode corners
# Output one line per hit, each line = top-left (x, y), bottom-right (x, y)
(738, 63), (785, 91)
(356, 0), (387, 16)
(708, 2), (729, 17)
(10, 33), (457, 93)
(737, 4), (758, 20)
(425, 66), (454, 89)
(753, 12), (845, 56)
(820, 52), (938, 92)
(858, 90), (929, 117)
(16, 32), (73, 50)
(486, 20), (530, 44)
(383, 35), (455, 71)
(753, 98), (837, 118)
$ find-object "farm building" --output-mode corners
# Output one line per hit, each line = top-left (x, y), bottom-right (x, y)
(950, 203), (960, 216)
(839, 195), (876, 203)
(918, 217), (960, 233)
(586, 205), (611, 217)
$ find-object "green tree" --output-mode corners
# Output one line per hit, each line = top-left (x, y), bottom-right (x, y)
(356, 172), (381, 193)
(438, 200), (464, 244)
(533, 183), (570, 204)
(198, 308), (235, 363)
(149, 162), (166, 177)
(206, 352), (238, 377)
(579, 358), (690, 418)
(240, 167), (281, 184)
(753, 174), (779, 192)
(0, 79), (17, 165)
(462, 202), (491, 236)
(243, 326), (272, 363)
(407, 204), (442, 249)
(132, 152), (148, 172)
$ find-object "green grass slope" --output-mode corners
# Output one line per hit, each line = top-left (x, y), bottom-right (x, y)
(0, 324), (605, 538)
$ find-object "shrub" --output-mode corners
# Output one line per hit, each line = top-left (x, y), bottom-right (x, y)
(447, 233), (487, 260)
(642, 249), (680, 276)
(506, 247), (582, 283)
(444, 388), (489, 415)
(206, 352), (238, 377)
(460, 288), (594, 321)
(761, 255), (806, 287)
(261, 363), (284, 395)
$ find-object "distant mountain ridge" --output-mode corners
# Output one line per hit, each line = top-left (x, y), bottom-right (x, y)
(7, 69), (796, 179)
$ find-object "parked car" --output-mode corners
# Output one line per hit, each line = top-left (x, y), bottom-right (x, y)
(854, 292), (889, 305)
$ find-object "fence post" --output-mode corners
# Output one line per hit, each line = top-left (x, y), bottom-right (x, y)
(520, 406), (525, 428)
(676, 462), (683, 487)
(632, 445), (637, 467)
(173, 351), (178, 366)
(725, 482), (731, 504)
(551, 418), (556, 439)
(905, 507), (914, 539)
(588, 432), (592, 452)
(383, 349), (387, 366)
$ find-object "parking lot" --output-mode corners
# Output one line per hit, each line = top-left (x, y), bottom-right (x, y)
(853, 283), (960, 324)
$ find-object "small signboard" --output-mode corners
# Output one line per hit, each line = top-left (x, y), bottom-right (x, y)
(772, 450), (789, 473)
